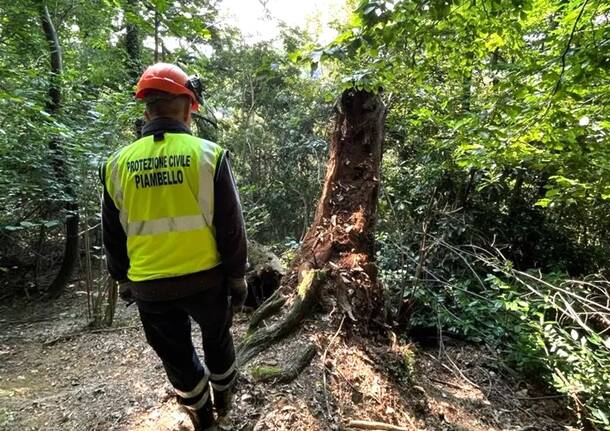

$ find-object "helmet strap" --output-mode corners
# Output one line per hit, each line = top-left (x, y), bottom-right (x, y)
(186, 75), (203, 105)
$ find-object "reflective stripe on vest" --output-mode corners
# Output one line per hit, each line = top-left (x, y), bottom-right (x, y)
(106, 151), (128, 232)
(105, 133), (224, 281)
(126, 214), (207, 237)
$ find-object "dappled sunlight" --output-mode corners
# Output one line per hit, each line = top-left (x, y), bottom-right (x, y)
(329, 341), (418, 429)
(248, 394), (328, 431)
(120, 402), (190, 431)
(1, 0), (607, 427)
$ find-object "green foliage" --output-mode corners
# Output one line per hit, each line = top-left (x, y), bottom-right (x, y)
(444, 272), (610, 429)
(1, 0), (609, 424)
(0, 0), (331, 293)
(325, 0), (610, 271)
(328, 1), (610, 424)
(381, 220), (610, 426)
(198, 34), (333, 242)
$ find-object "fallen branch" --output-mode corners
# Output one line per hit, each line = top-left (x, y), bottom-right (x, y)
(346, 419), (410, 431)
(428, 376), (464, 390)
(43, 325), (139, 346)
(514, 394), (566, 401)
(322, 314), (346, 418)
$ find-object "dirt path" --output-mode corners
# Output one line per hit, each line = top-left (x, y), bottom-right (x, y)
(0, 290), (576, 431)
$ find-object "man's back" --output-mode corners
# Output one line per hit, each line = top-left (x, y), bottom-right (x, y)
(105, 131), (223, 281)
(101, 63), (248, 430)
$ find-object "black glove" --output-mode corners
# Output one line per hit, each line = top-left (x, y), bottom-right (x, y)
(118, 281), (135, 307)
(227, 277), (247, 309)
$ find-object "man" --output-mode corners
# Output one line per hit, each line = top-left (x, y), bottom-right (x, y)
(100, 63), (248, 431)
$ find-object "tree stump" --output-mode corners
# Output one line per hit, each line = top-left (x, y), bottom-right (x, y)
(238, 88), (387, 372)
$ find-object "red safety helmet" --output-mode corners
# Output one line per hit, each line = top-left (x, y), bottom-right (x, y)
(135, 63), (202, 111)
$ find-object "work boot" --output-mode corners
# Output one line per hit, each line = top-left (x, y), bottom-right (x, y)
(212, 388), (234, 418)
(182, 403), (218, 431)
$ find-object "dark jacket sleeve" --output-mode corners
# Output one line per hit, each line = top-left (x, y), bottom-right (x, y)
(100, 164), (130, 282)
(213, 152), (248, 278)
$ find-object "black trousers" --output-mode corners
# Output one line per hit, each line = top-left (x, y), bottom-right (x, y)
(136, 283), (237, 411)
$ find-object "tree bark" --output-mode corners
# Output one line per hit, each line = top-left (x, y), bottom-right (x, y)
(40, 4), (80, 298)
(154, 9), (160, 63)
(124, 0), (142, 81)
(123, 0), (143, 138)
(297, 89), (387, 321)
(238, 89), (387, 365)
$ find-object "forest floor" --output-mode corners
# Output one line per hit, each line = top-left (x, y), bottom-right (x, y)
(0, 287), (578, 431)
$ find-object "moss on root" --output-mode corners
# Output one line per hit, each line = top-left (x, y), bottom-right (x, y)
(297, 270), (316, 299)
(250, 365), (283, 381)
(249, 343), (317, 383)
(298, 269), (328, 298)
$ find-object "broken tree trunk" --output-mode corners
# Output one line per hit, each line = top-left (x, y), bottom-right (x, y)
(238, 89), (387, 371)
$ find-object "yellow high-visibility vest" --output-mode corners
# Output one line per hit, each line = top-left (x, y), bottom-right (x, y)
(104, 133), (224, 281)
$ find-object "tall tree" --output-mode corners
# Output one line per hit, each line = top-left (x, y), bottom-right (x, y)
(124, 0), (142, 81)
(39, 3), (80, 298)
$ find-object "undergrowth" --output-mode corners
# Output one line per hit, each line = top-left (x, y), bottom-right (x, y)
(380, 246), (610, 429)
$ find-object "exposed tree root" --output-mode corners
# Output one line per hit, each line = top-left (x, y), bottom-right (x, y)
(247, 290), (287, 333)
(237, 270), (326, 365)
(250, 342), (316, 383)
